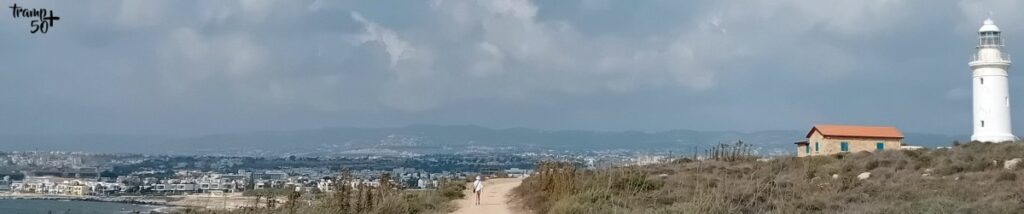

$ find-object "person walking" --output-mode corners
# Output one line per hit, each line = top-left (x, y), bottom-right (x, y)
(473, 176), (484, 205)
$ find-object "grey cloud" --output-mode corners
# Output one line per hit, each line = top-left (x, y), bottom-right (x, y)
(0, 0), (1016, 135)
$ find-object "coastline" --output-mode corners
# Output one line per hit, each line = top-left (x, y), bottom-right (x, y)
(0, 192), (185, 212)
(0, 192), (259, 211)
(0, 192), (170, 205)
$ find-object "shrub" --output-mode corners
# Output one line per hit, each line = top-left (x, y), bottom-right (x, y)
(513, 142), (1024, 214)
(181, 173), (461, 214)
(610, 171), (662, 192)
(995, 171), (1017, 182)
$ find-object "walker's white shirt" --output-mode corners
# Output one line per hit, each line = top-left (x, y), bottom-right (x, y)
(473, 180), (484, 192)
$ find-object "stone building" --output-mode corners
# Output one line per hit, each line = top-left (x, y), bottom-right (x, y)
(796, 125), (903, 157)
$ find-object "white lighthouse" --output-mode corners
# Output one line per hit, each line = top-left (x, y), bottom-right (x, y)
(971, 18), (1015, 142)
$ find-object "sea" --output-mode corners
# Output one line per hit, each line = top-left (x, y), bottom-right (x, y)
(0, 199), (166, 214)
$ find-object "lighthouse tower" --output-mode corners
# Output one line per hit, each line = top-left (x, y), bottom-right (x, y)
(971, 18), (1015, 142)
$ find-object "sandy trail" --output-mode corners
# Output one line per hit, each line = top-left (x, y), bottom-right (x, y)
(451, 177), (524, 214)
(166, 193), (255, 210)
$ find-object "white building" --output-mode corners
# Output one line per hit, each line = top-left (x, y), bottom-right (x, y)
(971, 18), (1016, 142)
(317, 179), (335, 192)
(153, 180), (199, 193)
(8, 177), (118, 196)
(196, 174), (244, 193)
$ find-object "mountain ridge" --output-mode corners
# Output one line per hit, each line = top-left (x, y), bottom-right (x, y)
(0, 125), (968, 155)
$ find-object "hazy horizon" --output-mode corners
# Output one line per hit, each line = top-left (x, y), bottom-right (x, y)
(0, 123), (968, 138)
(1, 1), (1017, 136)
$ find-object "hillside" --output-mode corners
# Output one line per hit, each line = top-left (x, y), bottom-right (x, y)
(513, 142), (1024, 214)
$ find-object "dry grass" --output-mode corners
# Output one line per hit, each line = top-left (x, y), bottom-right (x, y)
(513, 142), (1024, 214)
(176, 173), (465, 214)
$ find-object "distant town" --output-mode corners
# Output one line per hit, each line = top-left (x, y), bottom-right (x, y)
(0, 149), (683, 200)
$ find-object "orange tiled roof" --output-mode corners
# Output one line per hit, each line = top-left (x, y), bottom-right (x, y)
(806, 124), (904, 139)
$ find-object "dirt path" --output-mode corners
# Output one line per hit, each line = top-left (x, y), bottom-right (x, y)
(451, 177), (524, 214)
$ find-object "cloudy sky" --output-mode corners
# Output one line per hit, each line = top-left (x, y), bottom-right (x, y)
(1, 0), (1021, 135)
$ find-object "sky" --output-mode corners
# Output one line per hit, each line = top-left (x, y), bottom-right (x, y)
(0, 0), (1021, 136)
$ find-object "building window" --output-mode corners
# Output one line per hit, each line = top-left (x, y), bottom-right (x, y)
(840, 142), (849, 152)
(981, 77), (984, 85)
(805, 145), (810, 154)
(876, 142), (884, 151)
(815, 142), (819, 152)
(982, 120), (985, 127)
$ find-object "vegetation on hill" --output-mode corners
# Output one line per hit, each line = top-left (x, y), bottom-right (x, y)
(178, 173), (465, 214)
(513, 141), (1024, 214)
